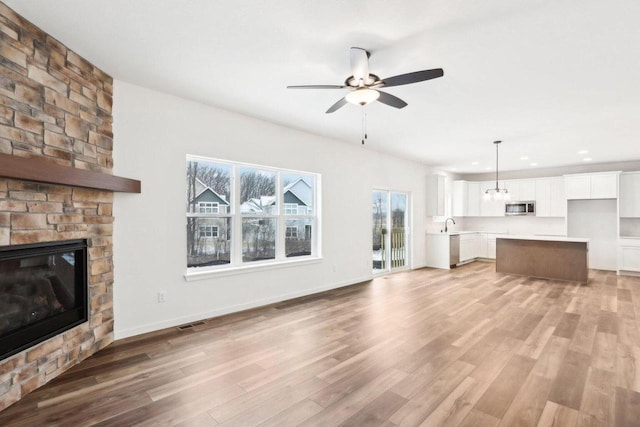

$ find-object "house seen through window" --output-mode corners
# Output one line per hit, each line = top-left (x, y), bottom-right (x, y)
(186, 155), (319, 272)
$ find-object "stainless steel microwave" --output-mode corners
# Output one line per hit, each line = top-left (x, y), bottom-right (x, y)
(505, 201), (535, 216)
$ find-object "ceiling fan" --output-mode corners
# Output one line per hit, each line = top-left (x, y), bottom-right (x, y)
(287, 47), (444, 113)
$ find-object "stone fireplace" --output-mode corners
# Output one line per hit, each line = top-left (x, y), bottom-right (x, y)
(0, 2), (125, 410)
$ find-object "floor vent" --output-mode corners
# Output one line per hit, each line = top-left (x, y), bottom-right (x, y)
(177, 321), (205, 330)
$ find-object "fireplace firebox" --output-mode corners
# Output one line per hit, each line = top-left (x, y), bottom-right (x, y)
(0, 239), (88, 361)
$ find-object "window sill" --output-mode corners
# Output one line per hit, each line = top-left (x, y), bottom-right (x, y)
(184, 256), (323, 282)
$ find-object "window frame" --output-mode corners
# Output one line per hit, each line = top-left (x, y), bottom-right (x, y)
(284, 203), (298, 215)
(185, 155), (321, 280)
(285, 226), (298, 239)
(198, 202), (219, 214)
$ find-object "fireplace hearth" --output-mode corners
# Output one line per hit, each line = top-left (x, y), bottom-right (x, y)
(0, 240), (88, 361)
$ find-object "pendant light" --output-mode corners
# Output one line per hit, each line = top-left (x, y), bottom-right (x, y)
(484, 140), (510, 200)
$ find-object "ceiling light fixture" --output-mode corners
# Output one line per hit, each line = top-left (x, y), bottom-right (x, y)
(472, 161), (479, 165)
(345, 88), (380, 106)
(583, 157), (592, 162)
(520, 156), (529, 160)
(484, 140), (509, 201)
(530, 162), (538, 166)
(578, 150), (589, 155)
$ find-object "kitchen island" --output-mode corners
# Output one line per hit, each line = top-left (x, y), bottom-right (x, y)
(496, 235), (589, 283)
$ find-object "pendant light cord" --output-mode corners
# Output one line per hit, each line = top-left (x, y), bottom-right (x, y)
(495, 142), (499, 190)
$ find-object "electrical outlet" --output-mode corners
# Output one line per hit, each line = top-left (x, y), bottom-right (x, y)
(157, 291), (166, 303)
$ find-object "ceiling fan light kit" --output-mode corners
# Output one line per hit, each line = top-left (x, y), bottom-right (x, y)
(484, 140), (510, 201)
(287, 47), (444, 114)
(345, 88), (380, 106)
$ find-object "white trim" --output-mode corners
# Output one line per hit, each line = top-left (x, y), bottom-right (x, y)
(285, 225), (298, 238)
(198, 201), (219, 214)
(185, 256), (323, 281)
(284, 203), (298, 215)
(116, 271), (370, 340)
(188, 155), (320, 271)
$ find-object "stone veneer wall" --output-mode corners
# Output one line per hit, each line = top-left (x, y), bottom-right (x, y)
(0, 2), (115, 410)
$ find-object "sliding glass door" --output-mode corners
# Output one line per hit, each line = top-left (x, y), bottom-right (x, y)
(372, 190), (409, 274)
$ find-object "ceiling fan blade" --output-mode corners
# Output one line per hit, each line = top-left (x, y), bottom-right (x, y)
(326, 97), (348, 114)
(350, 47), (370, 85)
(381, 68), (444, 88)
(287, 85), (346, 89)
(376, 91), (408, 109)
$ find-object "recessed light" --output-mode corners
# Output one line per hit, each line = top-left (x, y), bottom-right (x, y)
(530, 162), (538, 166)
(578, 150), (589, 155)
(583, 157), (592, 162)
(485, 167), (491, 170)
(451, 167), (458, 171)
(520, 156), (529, 160)
(471, 161), (479, 165)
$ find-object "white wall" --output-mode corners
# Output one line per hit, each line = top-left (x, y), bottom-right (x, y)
(112, 81), (432, 339)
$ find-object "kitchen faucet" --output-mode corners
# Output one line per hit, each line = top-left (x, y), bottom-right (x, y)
(444, 217), (456, 232)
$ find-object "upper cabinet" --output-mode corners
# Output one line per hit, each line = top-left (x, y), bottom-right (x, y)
(536, 177), (566, 217)
(620, 172), (640, 217)
(467, 182), (481, 216)
(426, 174), (446, 217)
(504, 179), (536, 201)
(550, 177), (567, 217)
(452, 180), (480, 217)
(452, 180), (466, 217)
(565, 172), (619, 200)
(535, 178), (551, 217)
(480, 181), (505, 217)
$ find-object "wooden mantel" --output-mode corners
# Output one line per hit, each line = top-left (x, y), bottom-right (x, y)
(0, 153), (141, 193)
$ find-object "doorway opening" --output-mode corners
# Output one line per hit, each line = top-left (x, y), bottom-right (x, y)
(372, 190), (409, 274)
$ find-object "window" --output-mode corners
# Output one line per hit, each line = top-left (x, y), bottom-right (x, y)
(186, 155), (320, 274)
(199, 225), (218, 238)
(285, 226), (298, 238)
(284, 203), (298, 215)
(198, 202), (219, 214)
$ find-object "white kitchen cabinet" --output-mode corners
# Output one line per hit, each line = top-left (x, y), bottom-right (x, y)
(566, 175), (591, 199)
(467, 182), (481, 216)
(459, 233), (478, 262)
(565, 173), (618, 200)
(426, 175), (446, 216)
(477, 233), (488, 258)
(520, 180), (536, 201)
(591, 174), (618, 199)
(535, 178), (551, 217)
(535, 177), (566, 217)
(486, 234), (499, 259)
(505, 180), (519, 201)
(487, 240), (496, 259)
(504, 179), (535, 202)
(619, 173), (640, 217)
(452, 180), (467, 217)
(550, 177), (566, 217)
(619, 239), (640, 272)
(480, 182), (504, 217)
(425, 233), (451, 269)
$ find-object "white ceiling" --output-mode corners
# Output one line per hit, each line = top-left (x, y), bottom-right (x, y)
(6, 0), (640, 173)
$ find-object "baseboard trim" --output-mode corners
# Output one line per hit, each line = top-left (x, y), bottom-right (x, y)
(114, 274), (374, 340)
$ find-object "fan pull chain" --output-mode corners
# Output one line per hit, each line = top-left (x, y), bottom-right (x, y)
(361, 108), (368, 145)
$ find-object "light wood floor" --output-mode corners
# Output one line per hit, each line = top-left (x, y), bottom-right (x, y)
(2, 262), (640, 426)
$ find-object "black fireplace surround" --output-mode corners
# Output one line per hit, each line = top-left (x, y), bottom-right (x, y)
(0, 239), (88, 361)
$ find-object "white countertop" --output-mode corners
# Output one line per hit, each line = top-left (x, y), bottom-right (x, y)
(497, 235), (589, 243)
(426, 230), (507, 236)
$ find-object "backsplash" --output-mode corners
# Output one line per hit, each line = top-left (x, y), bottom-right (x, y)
(454, 216), (566, 236)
